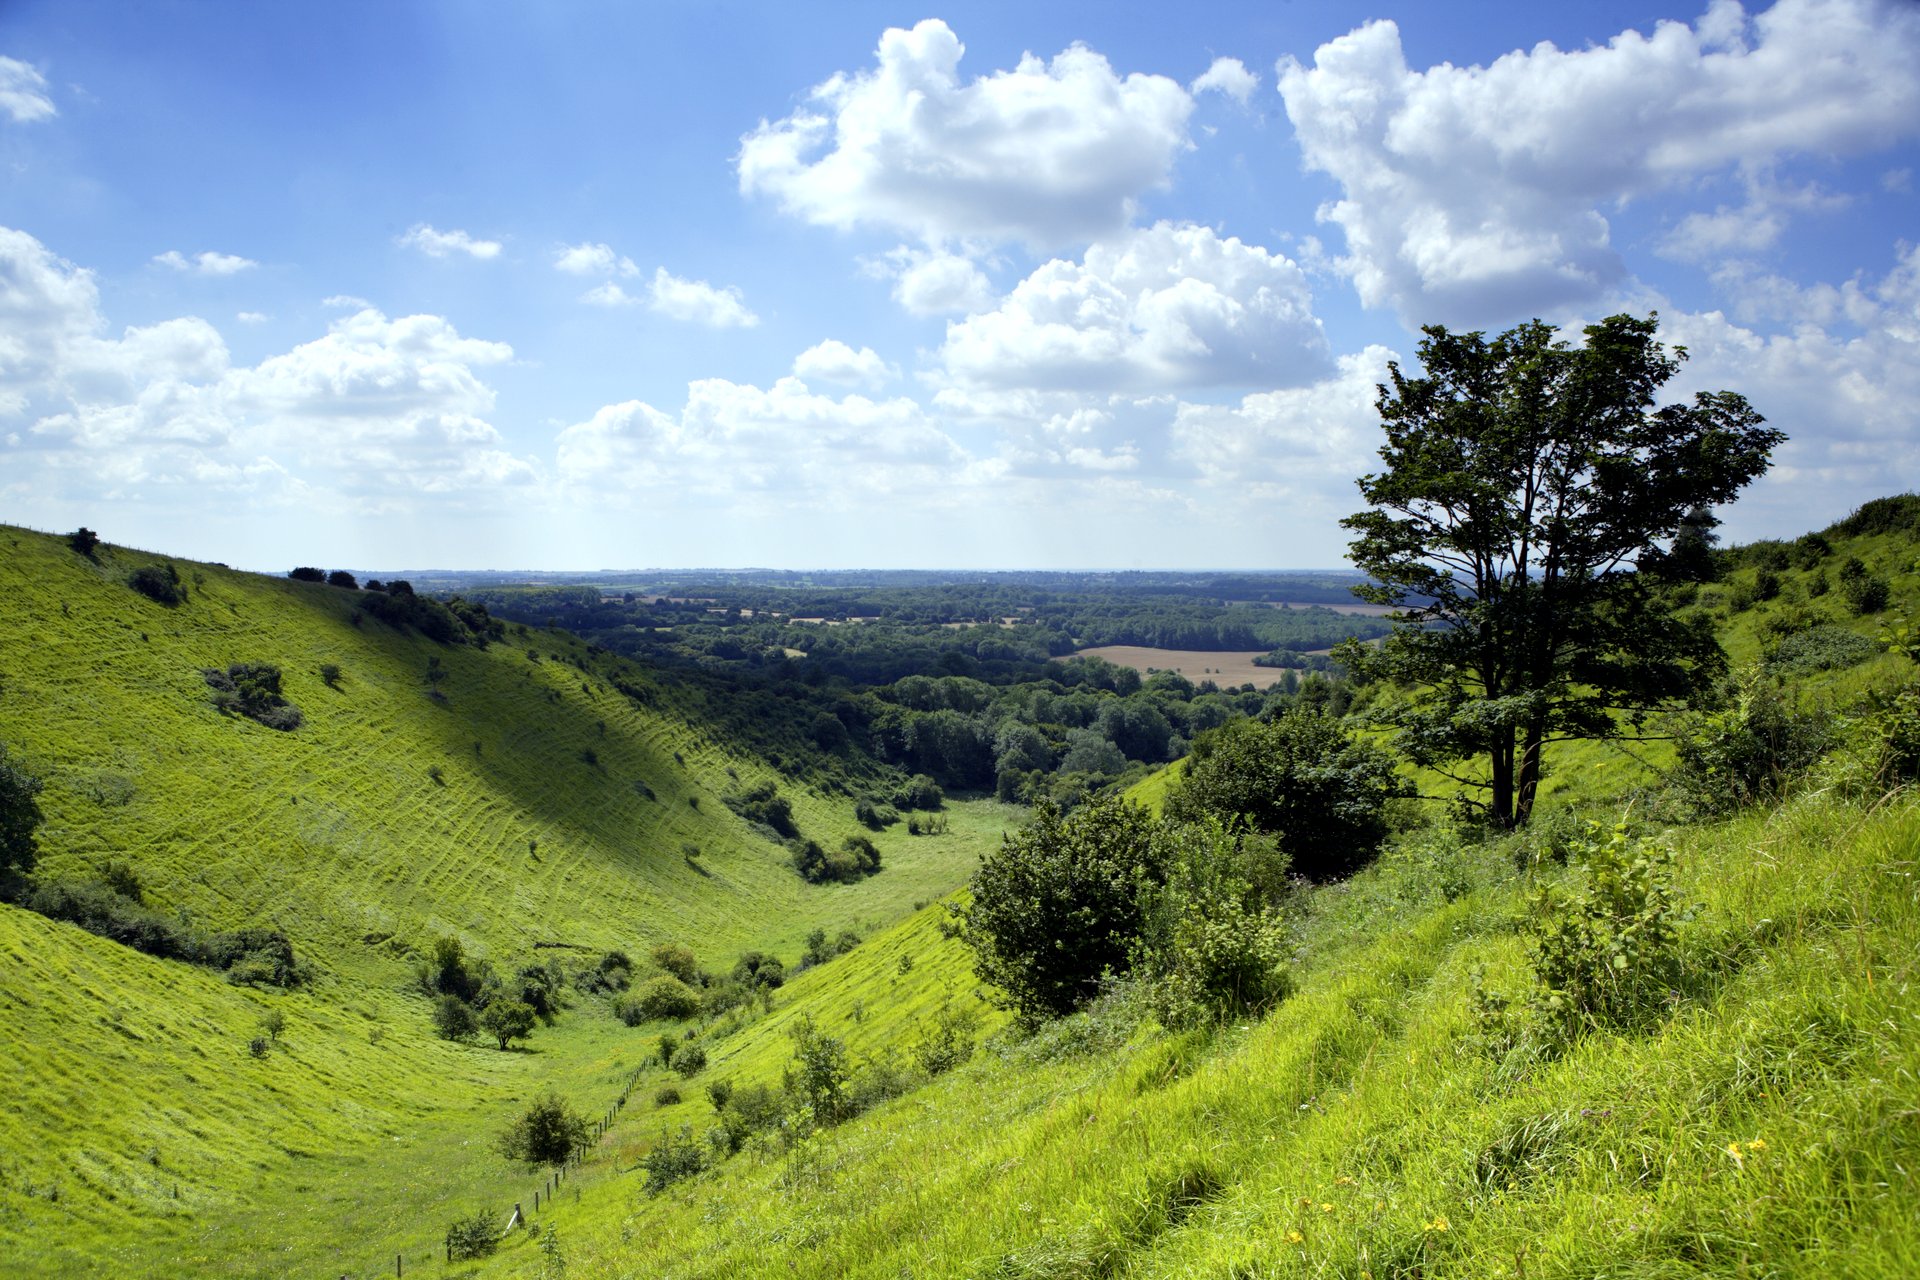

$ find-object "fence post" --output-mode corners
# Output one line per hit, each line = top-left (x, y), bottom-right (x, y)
(396, 1253), (403, 1277)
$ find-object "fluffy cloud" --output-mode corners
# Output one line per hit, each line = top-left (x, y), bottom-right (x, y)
(3, 226), (533, 507)
(1279, 0), (1920, 323)
(647, 268), (759, 328)
(554, 242), (638, 277)
(154, 249), (258, 276)
(865, 246), (997, 316)
(738, 18), (1193, 247)
(1191, 57), (1257, 106)
(0, 56), (55, 123)
(793, 340), (895, 389)
(938, 222), (1330, 393)
(397, 223), (503, 260)
(1170, 347), (1396, 495)
(580, 282), (638, 307)
(555, 375), (964, 499)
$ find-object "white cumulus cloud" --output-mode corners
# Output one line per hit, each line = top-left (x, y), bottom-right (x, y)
(865, 246), (997, 316)
(1278, 0), (1920, 324)
(647, 268), (759, 328)
(397, 223), (503, 261)
(0, 56), (55, 123)
(939, 221), (1331, 393)
(738, 18), (1194, 247)
(1191, 57), (1258, 106)
(154, 249), (258, 276)
(793, 340), (895, 389)
(554, 242), (638, 277)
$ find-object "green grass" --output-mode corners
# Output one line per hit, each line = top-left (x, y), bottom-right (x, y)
(497, 787), (1920, 1279)
(0, 526), (1014, 1276)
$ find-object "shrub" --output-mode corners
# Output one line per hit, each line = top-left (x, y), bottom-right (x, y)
(640, 1126), (705, 1194)
(961, 795), (1164, 1023)
(783, 1016), (851, 1125)
(325, 569), (357, 589)
(672, 1043), (708, 1077)
(129, 564), (186, 605)
(432, 994), (478, 1041)
(1672, 669), (1831, 811)
(248, 1036), (271, 1059)
(1527, 825), (1696, 1044)
(910, 1002), (981, 1077)
(654, 1084), (682, 1106)
(287, 566), (326, 582)
(1767, 624), (1877, 675)
(1133, 820), (1295, 1029)
(1168, 711), (1403, 880)
(791, 833), (883, 884)
(445, 1209), (502, 1261)
(0, 742), (46, 885)
(258, 1009), (285, 1042)
(894, 774), (945, 811)
(67, 527), (100, 559)
(650, 942), (703, 986)
(203, 663), (302, 731)
(318, 662), (343, 688)
(854, 800), (900, 830)
(497, 1092), (591, 1167)
(631, 975), (701, 1021)
(725, 781), (799, 837)
(730, 951), (785, 990)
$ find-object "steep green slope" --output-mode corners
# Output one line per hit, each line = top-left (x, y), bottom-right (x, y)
(495, 790), (1920, 1280)
(0, 526), (1011, 1276)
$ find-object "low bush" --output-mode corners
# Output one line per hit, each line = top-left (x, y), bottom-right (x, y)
(497, 1092), (591, 1168)
(1671, 669), (1831, 811)
(24, 877), (310, 985)
(672, 1043), (708, 1077)
(640, 1126), (705, 1194)
(203, 663), (302, 731)
(910, 1002), (981, 1077)
(654, 1084), (681, 1106)
(445, 1209), (501, 1261)
(432, 994), (478, 1041)
(724, 781), (799, 838)
(128, 564), (186, 605)
(1767, 624), (1878, 675)
(629, 975), (701, 1022)
(790, 833), (882, 883)
(650, 942), (704, 986)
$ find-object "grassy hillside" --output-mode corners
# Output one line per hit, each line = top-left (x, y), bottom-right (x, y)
(0, 526), (1017, 1276)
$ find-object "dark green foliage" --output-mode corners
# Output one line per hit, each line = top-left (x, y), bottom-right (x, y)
(1838, 557), (1891, 615)
(129, 563), (187, 605)
(445, 1208), (502, 1261)
(725, 780), (799, 838)
(961, 796), (1164, 1023)
(731, 951), (785, 989)
(67, 527), (101, 558)
(496, 1092), (591, 1168)
(654, 1084), (681, 1106)
(480, 998), (536, 1050)
(910, 1002), (980, 1077)
(672, 1043), (708, 1077)
(798, 927), (862, 970)
(288, 567), (325, 582)
(1133, 820), (1295, 1029)
(202, 662), (302, 731)
(640, 1126), (706, 1194)
(630, 975), (701, 1021)
(1526, 825), (1696, 1045)
(420, 935), (487, 1002)
(1826, 493), (1920, 539)
(1672, 670), (1831, 811)
(1343, 313), (1781, 827)
(650, 942), (704, 986)
(1168, 711), (1403, 880)
(318, 662), (343, 688)
(577, 950), (631, 995)
(854, 799), (900, 830)
(325, 569), (357, 589)
(1767, 625), (1878, 675)
(783, 1015), (852, 1125)
(432, 994), (478, 1041)
(893, 774), (945, 810)
(0, 742), (45, 886)
(791, 833), (882, 884)
(23, 874), (310, 985)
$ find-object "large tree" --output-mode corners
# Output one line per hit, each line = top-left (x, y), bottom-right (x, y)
(1341, 313), (1783, 828)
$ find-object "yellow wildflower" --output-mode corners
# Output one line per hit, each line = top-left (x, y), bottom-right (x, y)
(1321, 1202), (1335, 1213)
(1425, 1216), (1450, 1233)
(1286, 1230), (1304, 1245)
(1725, 1143), (1745, 1167)
(1746, 1139), (1767, 1152)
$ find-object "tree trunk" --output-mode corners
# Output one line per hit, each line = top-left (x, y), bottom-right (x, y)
(1490, 732), (1516, 829)
(1515, 719), (1546, 827)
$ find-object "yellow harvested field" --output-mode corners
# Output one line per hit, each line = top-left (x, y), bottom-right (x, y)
(1072, 645), (1290, 687)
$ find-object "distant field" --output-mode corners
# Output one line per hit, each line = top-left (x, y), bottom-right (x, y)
(1073, 646), (1289, 687)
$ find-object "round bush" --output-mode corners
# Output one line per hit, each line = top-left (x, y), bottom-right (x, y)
(630, 975), (700, 1022)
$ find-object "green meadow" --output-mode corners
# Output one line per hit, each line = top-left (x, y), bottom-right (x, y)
(2, 502), (1918, 1278)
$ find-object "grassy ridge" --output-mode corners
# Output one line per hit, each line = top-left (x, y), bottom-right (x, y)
(0, 526), (1009, 1275)
(508, 789), (1920, 1279)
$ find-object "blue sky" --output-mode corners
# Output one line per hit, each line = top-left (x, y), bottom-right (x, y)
(2, 0), (1916, 570)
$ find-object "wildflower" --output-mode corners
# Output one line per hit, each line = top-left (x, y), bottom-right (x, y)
(1335, 1175), (1356, 1186)
(1286, 1230), (1304, 1245)
(1320, 1202), (1335, 1213)
(1725, 1143), (1745, 1168)
(1424, 1216), (1450, 1232)
(1746, 1138), (1767, 1152)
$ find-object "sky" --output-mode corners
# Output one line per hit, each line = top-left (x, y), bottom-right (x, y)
(1, 0), (1916, 571)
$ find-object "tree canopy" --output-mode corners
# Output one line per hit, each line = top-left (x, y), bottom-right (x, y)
(1341, 313), (1783, 827)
